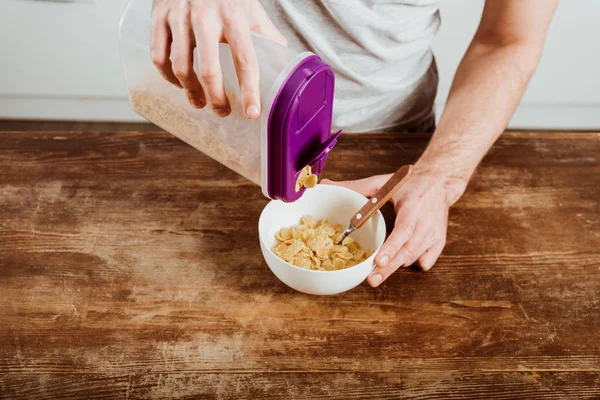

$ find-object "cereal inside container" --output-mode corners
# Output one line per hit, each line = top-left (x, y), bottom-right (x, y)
(119, 0), (342, 202)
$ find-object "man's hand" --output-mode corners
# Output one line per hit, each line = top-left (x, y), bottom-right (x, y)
(151, 0), (287, 118)
(323, 166), (465, 287)
(322, 0), (557, 287)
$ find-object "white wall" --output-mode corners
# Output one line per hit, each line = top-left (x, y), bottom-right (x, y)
(432, 0), (600, 129)
(0, 0), (135, 120)
(1, 0), (599, 129)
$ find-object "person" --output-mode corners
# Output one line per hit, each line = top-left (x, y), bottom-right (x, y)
(150, 0), (558, 286)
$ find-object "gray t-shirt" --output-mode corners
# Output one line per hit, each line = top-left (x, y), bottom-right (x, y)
(261, 0), (441, 132)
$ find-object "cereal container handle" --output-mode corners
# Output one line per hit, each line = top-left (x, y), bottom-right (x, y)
(350, 165), (413, 229)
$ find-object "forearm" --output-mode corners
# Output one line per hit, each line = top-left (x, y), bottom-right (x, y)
(416, 39), (544, 203)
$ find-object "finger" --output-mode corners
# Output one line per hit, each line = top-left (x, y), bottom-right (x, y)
(249, 2), (288, 46)
(151, 11), (182, 88)
(369, 238), (409, 287)
(223, 17), (261, 118)
(368, 223), (417, 288)
(321, 174), (391, 198)
(171, 17), (206, 108)
(418, 237), (446, 271)
(391, 222), (435, 269)
(192, 15), (231, 117)
(372, 203), (416, 270)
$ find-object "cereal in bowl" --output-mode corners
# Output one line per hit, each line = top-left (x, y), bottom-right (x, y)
(272, 216), (374, 271)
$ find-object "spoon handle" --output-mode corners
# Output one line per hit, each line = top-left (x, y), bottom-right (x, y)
(350, 164), (413, 230)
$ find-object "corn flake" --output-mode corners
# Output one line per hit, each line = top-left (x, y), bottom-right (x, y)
(295, 165), (319, 192)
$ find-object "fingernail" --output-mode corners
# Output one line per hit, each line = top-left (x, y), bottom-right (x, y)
(192, 99), (205, 108)
(370, 274), (383, 286)
(214, 108), (230, 117)
(246, 105), (260, 118)
(378, 255), (389, 267)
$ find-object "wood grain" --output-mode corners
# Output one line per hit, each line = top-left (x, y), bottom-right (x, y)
(0, 129), (599, 399)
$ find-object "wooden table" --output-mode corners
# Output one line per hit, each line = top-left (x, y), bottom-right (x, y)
(0, 130), (599, 399)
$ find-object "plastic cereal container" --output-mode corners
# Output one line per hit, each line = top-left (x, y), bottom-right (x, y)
(118, 0), (341, 202)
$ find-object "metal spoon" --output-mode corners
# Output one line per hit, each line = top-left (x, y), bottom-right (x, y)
(341, 164), (413, 240)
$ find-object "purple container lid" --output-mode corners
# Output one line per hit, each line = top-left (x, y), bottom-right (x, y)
(266, 55), (341, 202)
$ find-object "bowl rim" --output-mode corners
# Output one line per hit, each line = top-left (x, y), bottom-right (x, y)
(258, 184), (386, 275)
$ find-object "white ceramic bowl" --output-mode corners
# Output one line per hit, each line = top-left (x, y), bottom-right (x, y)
(258, 184), (386, 295)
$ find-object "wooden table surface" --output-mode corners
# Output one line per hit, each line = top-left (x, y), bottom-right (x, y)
(0, 129), (599, 399)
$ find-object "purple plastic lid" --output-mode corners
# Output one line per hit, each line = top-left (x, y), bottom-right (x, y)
(266, 55), (340, 202)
